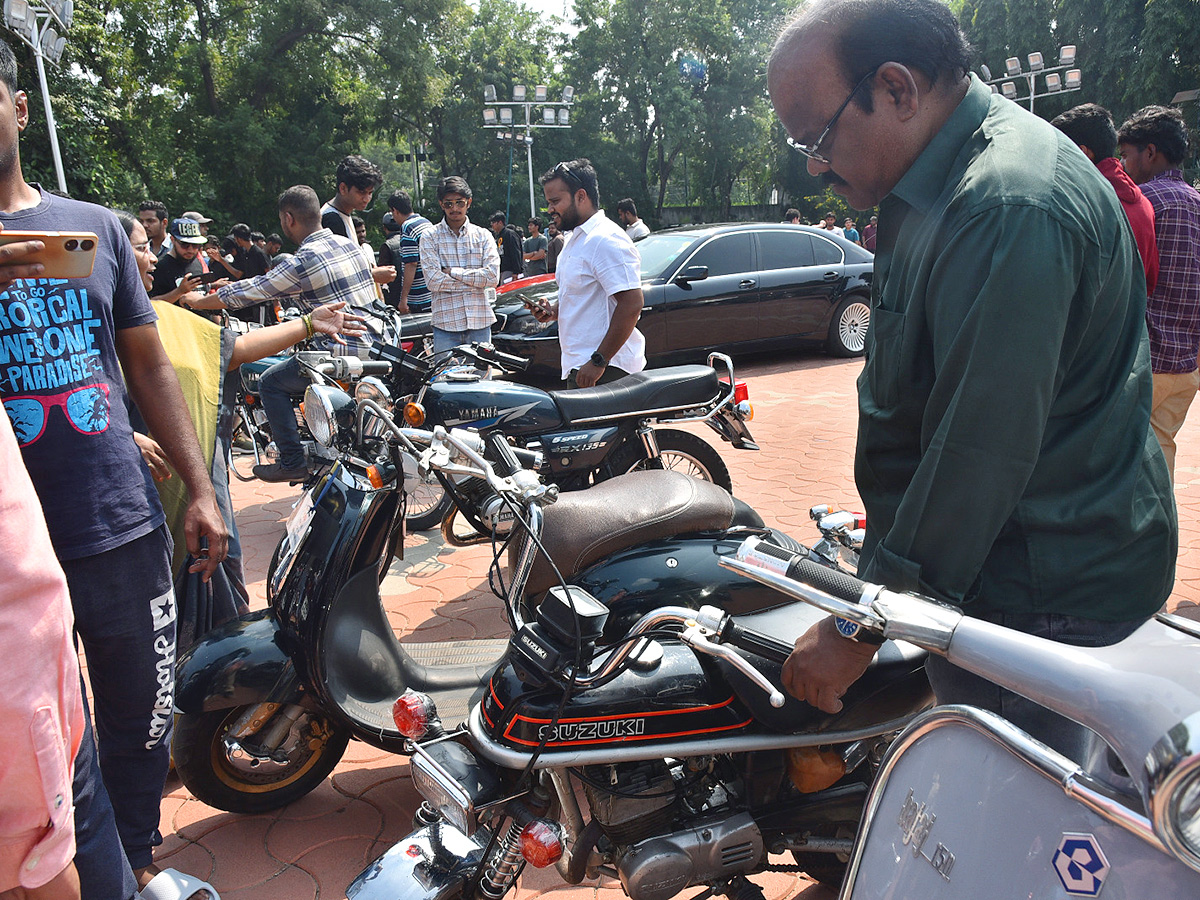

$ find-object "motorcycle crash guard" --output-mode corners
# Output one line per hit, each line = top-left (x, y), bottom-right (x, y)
(348, 822), (489, 900)
(174, 610), (301, 715)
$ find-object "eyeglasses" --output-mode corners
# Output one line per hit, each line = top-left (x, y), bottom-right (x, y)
(439, 198), (468, 210)
(786, 68), (878, 167)
(132, 240), (151, 253)
(4, 383), (111, 448)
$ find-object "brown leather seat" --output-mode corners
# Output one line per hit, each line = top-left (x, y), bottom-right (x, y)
(514, 470), (735, 596)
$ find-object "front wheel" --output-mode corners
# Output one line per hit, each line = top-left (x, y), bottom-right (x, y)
(616, 428), (732, 492)
(173, 705), (350, 814)
(827, 295), (871, 357)
(405, 473), (454, 532)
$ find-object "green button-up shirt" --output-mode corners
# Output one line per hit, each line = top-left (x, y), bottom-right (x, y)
(856, 75), (1176, 621)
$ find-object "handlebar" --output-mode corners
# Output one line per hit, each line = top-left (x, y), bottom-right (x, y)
(469, 342), (530, 372)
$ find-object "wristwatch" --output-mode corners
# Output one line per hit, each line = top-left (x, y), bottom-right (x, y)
(589, 351), (608, 368)
(833, 614), (885, 644)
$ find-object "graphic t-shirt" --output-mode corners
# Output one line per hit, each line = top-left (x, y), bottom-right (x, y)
(149, 250), (204, 299)
(0, 188), (163, 559)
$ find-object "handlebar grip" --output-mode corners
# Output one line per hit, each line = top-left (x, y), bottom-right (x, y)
(486, 432), (523, 477)
(751, 540), (869, 604)
(508, 445), (541, 468)
(721, 621), (794, 665)
(475, 343), (530, 372)
(359, 360), (393, 376)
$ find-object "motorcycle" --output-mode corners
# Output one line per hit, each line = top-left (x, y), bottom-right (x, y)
(714, 540), (1200, 897)
(173, 377), (847, 816)
(381, 344), (758, 539)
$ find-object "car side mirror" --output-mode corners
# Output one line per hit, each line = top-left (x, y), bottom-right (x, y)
(674, 265), (709, 285)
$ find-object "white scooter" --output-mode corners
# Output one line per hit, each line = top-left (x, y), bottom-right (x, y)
(722, 538), (1200, 898)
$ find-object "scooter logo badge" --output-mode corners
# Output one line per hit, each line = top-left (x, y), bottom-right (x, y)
(1052, 833), (1109, 896)
(897, 789), (955, 880)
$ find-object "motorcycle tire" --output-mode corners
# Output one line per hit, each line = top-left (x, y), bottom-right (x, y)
(173, 705), (350, 814)
(615, 428), (733, 492)
(405, 475), (454, 532)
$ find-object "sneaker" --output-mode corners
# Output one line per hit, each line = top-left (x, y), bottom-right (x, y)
(252, 461), (309, 483)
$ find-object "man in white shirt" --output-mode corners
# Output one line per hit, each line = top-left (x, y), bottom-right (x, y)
(533, 159), (646, 388)
(616, 197), (651, 239)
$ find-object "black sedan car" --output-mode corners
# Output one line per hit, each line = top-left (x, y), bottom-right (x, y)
(488, 223), (873, 381)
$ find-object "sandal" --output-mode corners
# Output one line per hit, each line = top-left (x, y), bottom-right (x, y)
(140, 867), (221, 900)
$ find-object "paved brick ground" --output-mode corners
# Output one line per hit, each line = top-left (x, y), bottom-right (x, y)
(154, 351), (1200, 898)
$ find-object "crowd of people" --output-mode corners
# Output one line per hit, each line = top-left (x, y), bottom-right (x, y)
(4, 0), (1200, 897)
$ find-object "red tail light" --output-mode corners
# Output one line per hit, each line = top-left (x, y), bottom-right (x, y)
(392, 690), (434, 739)
(852, 513), (867, 529)
(734, 380), (749, 404)
(519, 820), (563, 868)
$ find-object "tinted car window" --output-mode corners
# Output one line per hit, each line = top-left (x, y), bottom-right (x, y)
(683, 234), (754, 278)
(636, 233), (697, 280)
(811, 235), (844, 265)
(758, 231), (816, 270)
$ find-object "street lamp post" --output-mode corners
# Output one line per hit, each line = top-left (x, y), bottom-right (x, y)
(482, 83), (574, 221)
(2, 0), (72, 193)
(494, 129), (532, 224)
(980, 46), (1082, 115)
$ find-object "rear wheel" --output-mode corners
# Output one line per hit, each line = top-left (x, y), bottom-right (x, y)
(405, 473), (454, 532)
(827, 295), (871, 357)
(174, 705), (349, 814)
(616, 428), (732, 492)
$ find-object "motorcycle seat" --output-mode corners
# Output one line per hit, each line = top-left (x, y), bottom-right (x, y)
(517, 470), (745, 597)
(550, 365), (721, 425)
(323, 567), (505, 733)
(720, 604), (933, 734)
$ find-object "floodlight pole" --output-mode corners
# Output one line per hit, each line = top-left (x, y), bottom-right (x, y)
(32, 30), (66, 193)
(483, 85), (574, 222)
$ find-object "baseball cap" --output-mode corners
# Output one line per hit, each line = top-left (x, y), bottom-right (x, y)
(181, 210), (214, 225)
(170, 218), (208, 245)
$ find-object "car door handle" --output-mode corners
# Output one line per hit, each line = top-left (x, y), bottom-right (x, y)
(739, 279), (756, 290)
(823, 271), (840, 281)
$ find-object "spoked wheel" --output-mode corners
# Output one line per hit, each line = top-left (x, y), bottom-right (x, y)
(827, 295), (871, 357)
(405, 472), (454, 532)
(617, 428), (732, 492)
(173, 704), (350, 814)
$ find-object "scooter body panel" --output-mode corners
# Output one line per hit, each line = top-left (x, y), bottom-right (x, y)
(174, 610), (300, 714)
(842, 706), (1200, 899)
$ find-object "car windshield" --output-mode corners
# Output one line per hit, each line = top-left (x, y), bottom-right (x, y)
(636, 233), (698, 280)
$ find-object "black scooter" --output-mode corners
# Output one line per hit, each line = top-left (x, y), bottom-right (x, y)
(172, 381), (925, 819)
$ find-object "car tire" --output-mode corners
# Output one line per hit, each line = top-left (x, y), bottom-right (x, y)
(827, 295), (871, 357)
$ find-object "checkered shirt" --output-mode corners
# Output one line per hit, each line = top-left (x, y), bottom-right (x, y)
(419, 219), (499, 331)
(216, 228), (377, 354)
(1140, 170), (1200, 373)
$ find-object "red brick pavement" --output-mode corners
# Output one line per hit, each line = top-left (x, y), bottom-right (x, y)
(155, 351), (1200, 898)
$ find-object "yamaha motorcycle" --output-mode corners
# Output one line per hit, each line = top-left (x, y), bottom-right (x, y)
(380, 344), (758, 539)
(173, 380), (929, 846)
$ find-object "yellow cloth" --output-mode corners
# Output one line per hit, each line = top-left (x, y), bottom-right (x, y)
(148, 301), (224, 573)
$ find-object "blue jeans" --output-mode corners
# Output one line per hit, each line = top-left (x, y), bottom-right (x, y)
(433, 326), (493, 354)
(259, 355), (311, 469)
(924, 612), (1146, 763)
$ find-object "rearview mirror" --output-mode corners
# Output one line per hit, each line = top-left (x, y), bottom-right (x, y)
(674, 265), (709, 285)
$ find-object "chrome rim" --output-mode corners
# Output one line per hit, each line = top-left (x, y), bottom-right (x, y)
(838, 301), (871, 353)
(633, 450), (714, 482)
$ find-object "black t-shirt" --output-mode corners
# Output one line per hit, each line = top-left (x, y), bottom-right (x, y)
(498, 225), (524, 273)
(149, 251), (203, 299)
(237, 245), (272, 279)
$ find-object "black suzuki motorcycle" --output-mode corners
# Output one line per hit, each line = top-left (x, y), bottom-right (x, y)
(173, 378), (929, 846)
(380, 344), (758, 536)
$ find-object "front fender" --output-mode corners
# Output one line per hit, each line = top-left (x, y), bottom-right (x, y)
(174, 610), (301, 714)
(347, 823), (488, 900)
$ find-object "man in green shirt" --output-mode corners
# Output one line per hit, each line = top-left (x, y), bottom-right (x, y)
(768, 0), (1175, 757)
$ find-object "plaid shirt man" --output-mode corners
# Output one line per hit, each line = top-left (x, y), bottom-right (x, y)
(216, 228), (377, 354)
(1140, 169), (1200, 374)
(419, 218), (499, 331)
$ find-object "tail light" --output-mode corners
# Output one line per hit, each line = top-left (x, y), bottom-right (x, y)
(852, 513), (867, 529)
(734, 380), (749, 404)
(392, 689), (435, 739)
(519, 820), (564, 867)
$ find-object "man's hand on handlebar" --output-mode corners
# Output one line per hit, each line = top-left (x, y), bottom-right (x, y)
(781, 617), (879, 714)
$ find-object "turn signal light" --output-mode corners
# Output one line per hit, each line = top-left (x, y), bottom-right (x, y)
(404, 402), (426, 426)
(366, 463), (395, 489)
(392, 689), (434, 739)
(519, 820), (563, 868)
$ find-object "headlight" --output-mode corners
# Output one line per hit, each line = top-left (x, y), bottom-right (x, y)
(354, 377), (393, 439)
(410, 743), (488, 836)
(304, 384), (355, 447)
(1147, 711), (1200, 872)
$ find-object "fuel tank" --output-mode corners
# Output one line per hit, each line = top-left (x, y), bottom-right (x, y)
(422, 380), (563, 435)
(482, 642), (753, 752)
(521, 531), (802, 643)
